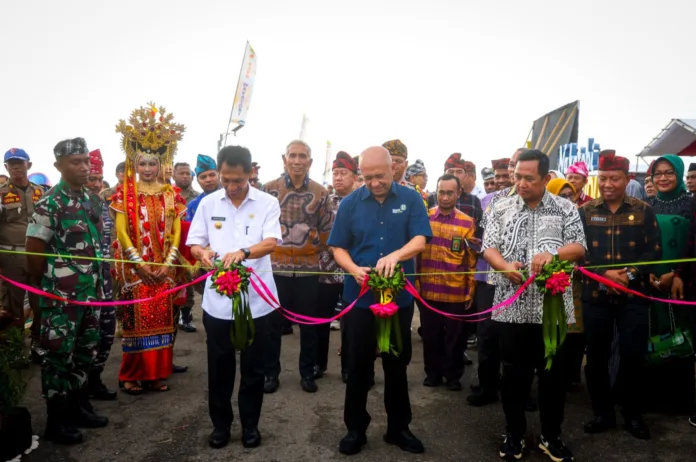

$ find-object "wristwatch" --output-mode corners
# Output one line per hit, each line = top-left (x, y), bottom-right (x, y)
(241, 248), (251, 260)
(626, 268), (636, 281)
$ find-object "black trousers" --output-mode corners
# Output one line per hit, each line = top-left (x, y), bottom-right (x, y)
(584, 297), (648, 419)
(344, 304), (414, 433)
(181, 285), (195, 324)
(497, 321), (566, 439)
(203, 311), (270, 431)
(317, 283), (343, 372)
(419, 300), (466, 381)
(264, 275), (319, 379)
(475, 282), (500, 392)
(562, 333), (586, 386)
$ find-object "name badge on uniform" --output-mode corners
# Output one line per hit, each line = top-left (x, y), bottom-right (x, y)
(212, 216), (225, 229)
(451, 237), (462, 252)
(590, 215), (607, 223)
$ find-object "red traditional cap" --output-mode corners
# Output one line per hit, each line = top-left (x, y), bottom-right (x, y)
(598, 149), (629, 171)
(89, 149), (104, 175)
(332, 151), (358, 173)
(444, 153), (465, 171)
(491, 158), (510, 170)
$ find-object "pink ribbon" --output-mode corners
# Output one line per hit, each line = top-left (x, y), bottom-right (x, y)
(248, 270), (369, 325)
(576, 266), (696, 306)
(405, 275), (536, 322)
(0, 271), (213, 307)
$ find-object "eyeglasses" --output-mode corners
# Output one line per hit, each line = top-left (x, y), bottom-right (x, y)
(652, 170), (676, 179)
(559, 193), (575, 200)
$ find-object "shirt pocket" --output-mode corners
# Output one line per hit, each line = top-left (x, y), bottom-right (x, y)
(62, 220), (96, 273)
(1, 202), (22, 222)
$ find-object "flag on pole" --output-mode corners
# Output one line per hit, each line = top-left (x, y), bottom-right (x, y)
(323, 141), (333, 186)
(226, 41), (257, 133)
(299, 113), (309, 141)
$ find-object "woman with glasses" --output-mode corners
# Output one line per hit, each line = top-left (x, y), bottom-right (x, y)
(646, 155), (695, 418)
(546, 178), (576, 201)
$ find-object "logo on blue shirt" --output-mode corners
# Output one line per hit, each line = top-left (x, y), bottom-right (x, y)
(392, 204), (407, 214)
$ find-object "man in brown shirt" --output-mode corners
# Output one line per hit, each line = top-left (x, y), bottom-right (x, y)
(0, 148), (43, 360)
(262, 140), (334, 394)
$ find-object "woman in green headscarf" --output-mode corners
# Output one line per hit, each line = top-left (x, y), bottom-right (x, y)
(646, 154), (693, 415)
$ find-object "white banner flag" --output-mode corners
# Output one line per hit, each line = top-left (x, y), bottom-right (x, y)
(323, 141), (332, 186)
(299, 113), (309, 141)
(227, 42), (257, 130)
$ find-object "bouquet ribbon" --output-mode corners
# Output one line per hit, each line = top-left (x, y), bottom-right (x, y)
(0, 271), (213, 307)
(404, 275), (536, 322)
(576, 266), (696, 305)
(248, 271), (369, 324)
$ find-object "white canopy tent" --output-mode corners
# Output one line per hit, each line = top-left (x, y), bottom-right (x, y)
(638, 119), (696, 158)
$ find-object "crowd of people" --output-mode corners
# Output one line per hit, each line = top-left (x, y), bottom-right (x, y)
(1, 103), (696, 462)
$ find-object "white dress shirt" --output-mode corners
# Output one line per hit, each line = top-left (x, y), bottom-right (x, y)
(186, 187), (282, 320)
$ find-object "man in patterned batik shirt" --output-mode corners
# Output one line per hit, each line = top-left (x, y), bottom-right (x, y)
(262, 140), (334, 394)
(26, 138), (109, 445)
(482, 150), (586, 462)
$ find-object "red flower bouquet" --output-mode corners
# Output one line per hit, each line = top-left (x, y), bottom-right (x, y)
(535, 258), (574, 370)
(210, 262), (254, 350)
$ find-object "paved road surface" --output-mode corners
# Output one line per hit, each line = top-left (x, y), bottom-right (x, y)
(19, 304), (696, 461)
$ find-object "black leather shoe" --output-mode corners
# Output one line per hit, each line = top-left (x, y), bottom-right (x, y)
(172, 364), (188, 373)
(338, 431), (367, 455)
(301, 376), (318, 393)
(462, 352), (473, 366)
(89, 382), (118, 401)
(313, 365), (325, 379)
(45, 418), (83, 445)
(68, 405), (109, 428)
(209, 427), (230, 449)
(242, 427), (262, 448)
(383, 429), (424, 454)
(625, 418), (651, 440)
(466, 389), (498, 407)
(423, 376), (442, 387)
(584, 415), (617, 434)
(264, 376), (279, 394)
(88, 374), (118, 401)
(445, 379), (462, 391)
(181, 322), (197, 333)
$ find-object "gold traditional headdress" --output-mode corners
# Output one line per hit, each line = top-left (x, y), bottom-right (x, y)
(115, 102), (185, 166)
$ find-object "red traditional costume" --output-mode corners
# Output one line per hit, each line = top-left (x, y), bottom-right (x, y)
(112, 103), (188, 383)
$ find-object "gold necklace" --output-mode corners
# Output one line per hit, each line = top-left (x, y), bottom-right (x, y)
(137, 181), (165, 195)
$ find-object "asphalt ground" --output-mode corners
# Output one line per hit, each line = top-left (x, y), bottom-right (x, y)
(18, 303), (696, 462)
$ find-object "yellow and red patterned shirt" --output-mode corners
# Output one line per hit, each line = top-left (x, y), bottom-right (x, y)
(417, 207), (477, 304)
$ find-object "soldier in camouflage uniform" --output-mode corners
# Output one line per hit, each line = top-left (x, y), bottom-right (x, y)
(85, 149), (117, 401)
(26, 138), (109, 445)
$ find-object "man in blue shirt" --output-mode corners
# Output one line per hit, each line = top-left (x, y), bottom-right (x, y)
(186, 154), (221, 221)
(329, 146), (432, 456)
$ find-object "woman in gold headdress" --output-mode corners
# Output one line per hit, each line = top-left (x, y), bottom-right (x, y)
(112, 103), (187, 394)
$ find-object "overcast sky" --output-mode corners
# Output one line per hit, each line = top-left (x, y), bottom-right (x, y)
(2, 0), (694, 188)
